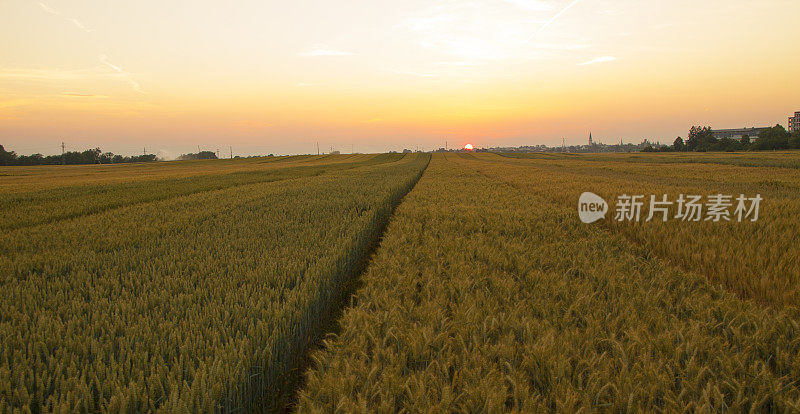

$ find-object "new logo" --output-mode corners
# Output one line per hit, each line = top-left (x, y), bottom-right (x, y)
(578, 192), (608, 223)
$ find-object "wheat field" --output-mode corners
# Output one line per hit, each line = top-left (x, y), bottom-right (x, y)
(2, 151), (799, 412)
(1, 153), (429, 412)
(298, 152), (800, 412)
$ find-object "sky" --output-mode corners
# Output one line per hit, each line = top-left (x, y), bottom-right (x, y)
(1, 0), (799, 156)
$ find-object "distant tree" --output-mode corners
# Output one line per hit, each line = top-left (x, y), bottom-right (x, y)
(0, 144), (17, 165)
(673, 137), (685, 151)
(129, 154), (158, 163)
(83, 148), (102, 164)
(16, 153), (45, 165)
(177, 151), (217, 160)
(789, 131), (800, 149)
(0, 145), (157, 165)
(754, 124), (789, 150)
(714, 137), (742, 152)
(740, 135), (751, 147)
(687, 126), (716, 151)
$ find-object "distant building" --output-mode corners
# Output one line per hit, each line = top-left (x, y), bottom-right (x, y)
(710, 127), (769, 140)
(789, 111), (800, 133)
(588, 132), (593, 145)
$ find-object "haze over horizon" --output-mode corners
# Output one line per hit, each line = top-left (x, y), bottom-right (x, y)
(2, 0), (799, 156)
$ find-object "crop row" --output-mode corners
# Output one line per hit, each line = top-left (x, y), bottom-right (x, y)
(500, 150), (800, 169)
(465, 153), (800, 308)
(0, 153), (404, 231)
(0, 153), (428, 412)
(298, 154), (800, 412)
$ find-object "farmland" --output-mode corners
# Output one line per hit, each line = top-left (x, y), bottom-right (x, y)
(2, 151), (800, 412)
(0, 153), (429, 411)
(298, 152), (800, 411)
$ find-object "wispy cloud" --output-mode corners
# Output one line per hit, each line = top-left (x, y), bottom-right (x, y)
(502, 0), (552, 12)
(37, 2), (94, 32)
(578, 56), (616, 65)
(530, 42), (591, 51)
(99, 54), (145, 93)
(437, 61), (481, 66)
(38, 2), (59, 14)
(402, 1), (587, 63)
(0, 63), (146, 94)
(99, 55), (123, 72)
(530, 0), (582, 37)
(391, 69), (437, 78)
(296, 82), (313, 87)
(401, 2), (524, 61)
(68, 18), (94, 33)
(0, 67), (96, 81)
(298, 48), (355, 57)
(61, 92), (108, 98)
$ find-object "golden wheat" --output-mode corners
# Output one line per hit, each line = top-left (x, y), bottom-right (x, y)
(0, 153), (429, 412)
(298, 153), (800, 412)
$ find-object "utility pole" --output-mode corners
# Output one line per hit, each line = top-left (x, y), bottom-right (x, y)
(229, 146), (233, 159)
(562, 137), (565, 152)
(143, 147), (146, 156)
(316, 142), (320, 155)
(216, 149), (219, 158)
(61, 141), (65, 164)
(445, 140), (448, 151)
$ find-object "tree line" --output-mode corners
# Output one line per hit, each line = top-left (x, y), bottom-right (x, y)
(177, 151), (218, 160)
(0, 145), (157, 166)
(645, 125), (800, 152)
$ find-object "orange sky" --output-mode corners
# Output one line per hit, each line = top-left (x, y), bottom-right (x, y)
(1, 0), (799, 156)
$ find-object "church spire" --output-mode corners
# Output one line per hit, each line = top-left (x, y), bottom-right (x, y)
(589, 131), (593, 145)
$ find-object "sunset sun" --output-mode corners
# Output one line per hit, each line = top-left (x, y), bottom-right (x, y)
(464, 144), (474, 151)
